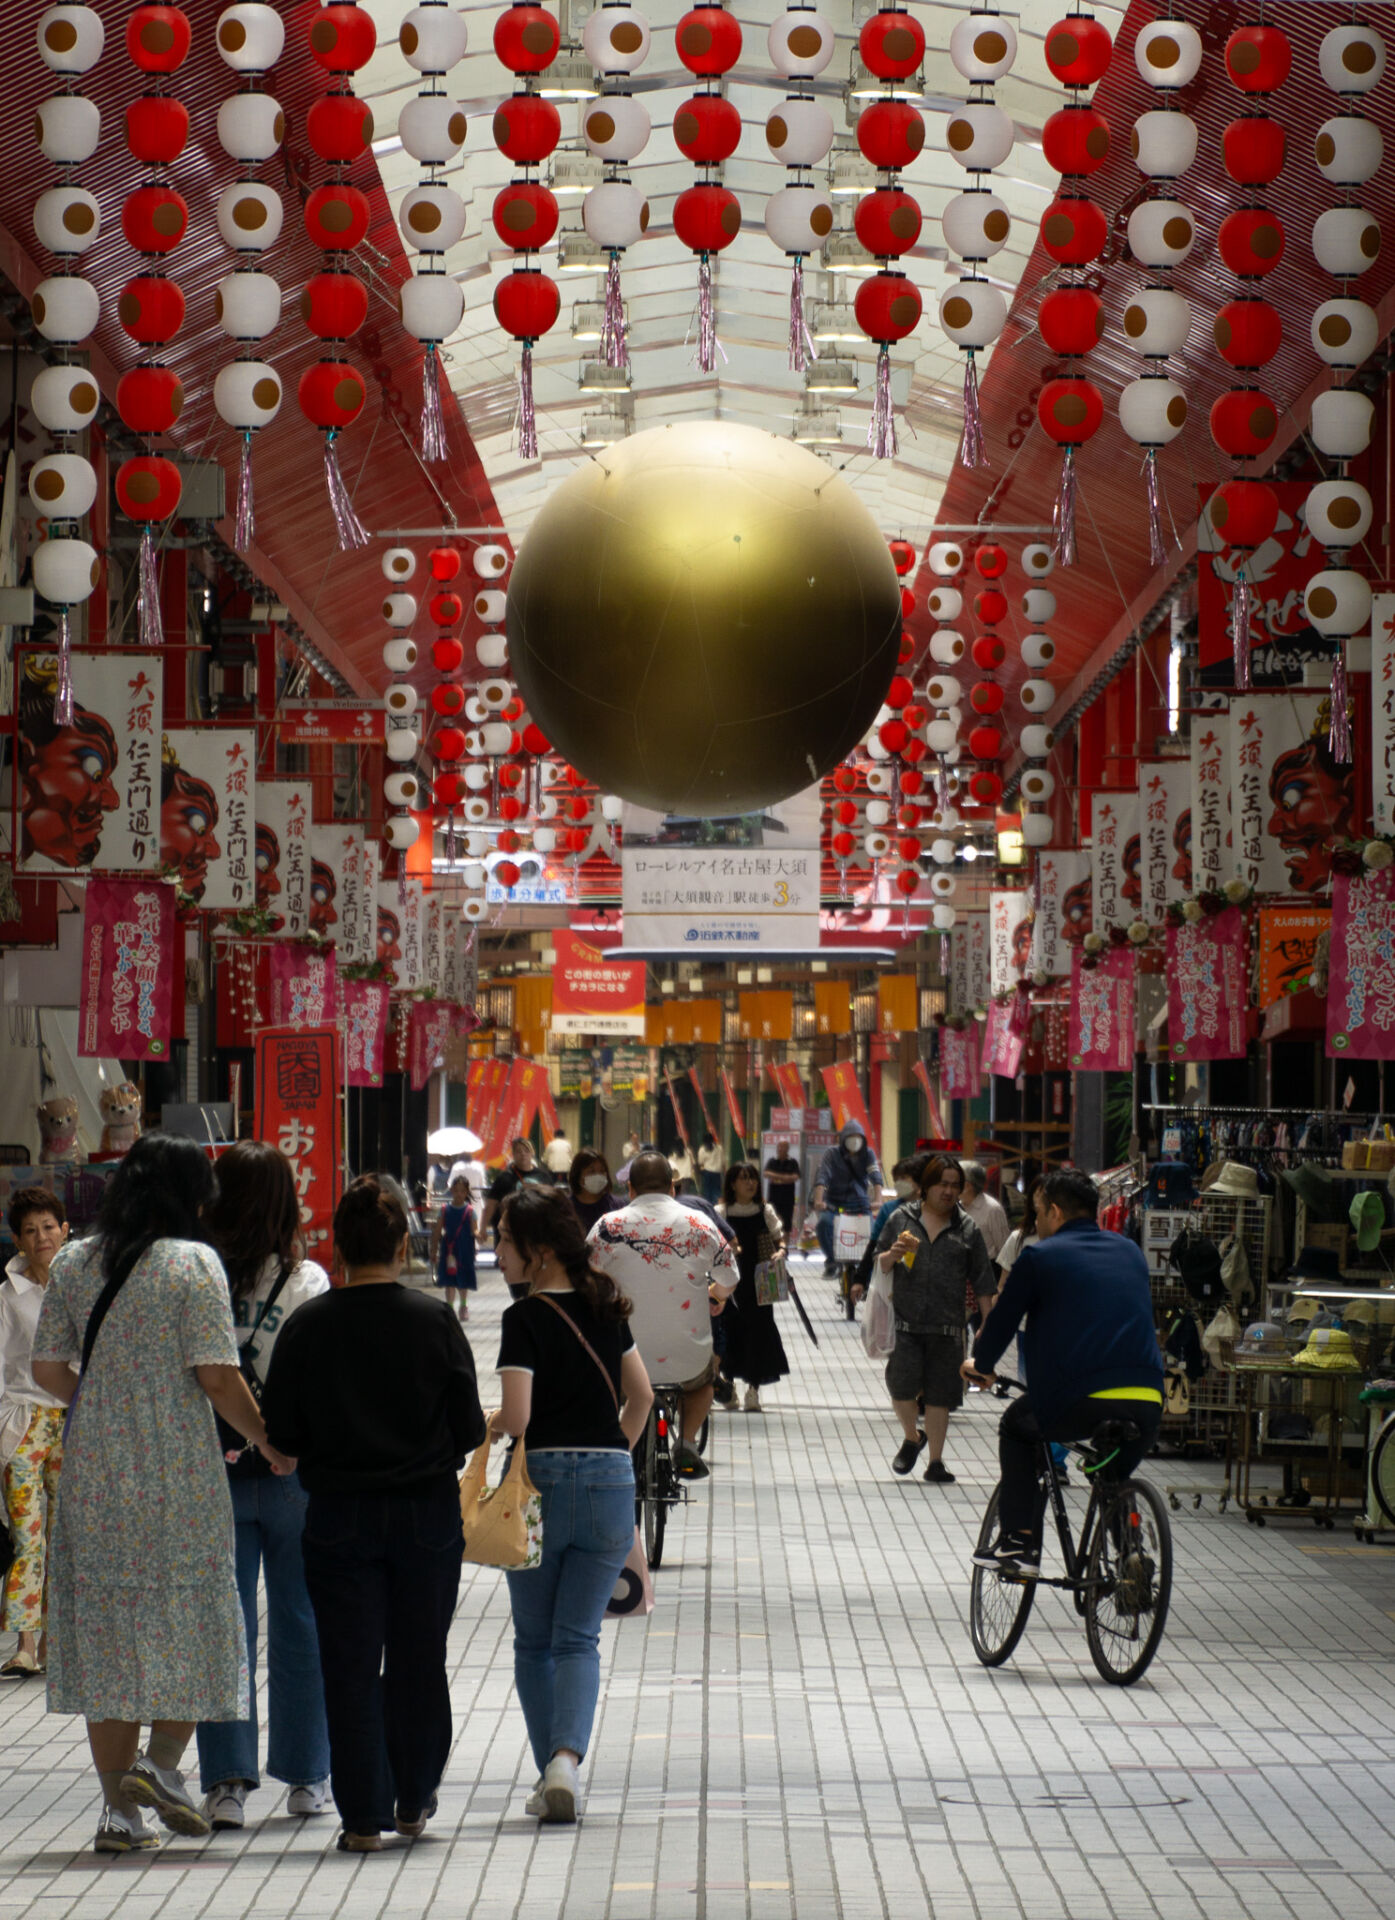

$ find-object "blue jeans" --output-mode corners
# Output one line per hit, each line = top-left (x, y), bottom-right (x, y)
(505, 1450), (635, 1774)
(196, 1473), (330, 1792)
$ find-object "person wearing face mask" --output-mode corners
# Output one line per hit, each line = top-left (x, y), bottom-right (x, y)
(849, 1156), (929, 1306)
(567, 1150), (620, 1236)
(811, 1126), (884, 1277)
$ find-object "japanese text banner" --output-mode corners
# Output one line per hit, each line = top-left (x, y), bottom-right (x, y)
(1328, 866), (1395, 1058)
(1166, 906), (1246, 1061)
(342, 979), (390, 1087)
(409, 1000), (457, 1092)
(551, 929), (646, 1035)
(79, 878), (176, 1060)
(1069, 947), (1134, 1073)
(268, 945), (338, 1030)
(255, 1027), (341, 1265)
(939, 1025), (979, 1100)
(980, 998), (1024, 1081)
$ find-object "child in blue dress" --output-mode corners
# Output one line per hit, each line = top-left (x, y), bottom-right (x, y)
(430, 1174), (476, 1322)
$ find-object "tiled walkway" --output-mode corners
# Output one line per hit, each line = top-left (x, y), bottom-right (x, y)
(3, 1256), (1395, 1919)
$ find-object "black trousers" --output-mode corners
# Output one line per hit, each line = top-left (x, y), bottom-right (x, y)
(301, 1484), (463, 1834)
(997, 1394), (1162, 1537)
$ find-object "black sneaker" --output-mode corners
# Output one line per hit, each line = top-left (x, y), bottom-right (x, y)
(995, 1532), (1041, 1576)
(712, 1375), (736, 1407)
(892, 1433), (927, 1475)
(923, 1458), (955, 1484)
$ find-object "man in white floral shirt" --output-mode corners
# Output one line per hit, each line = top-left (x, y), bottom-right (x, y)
(587, 1152), (737, 1477)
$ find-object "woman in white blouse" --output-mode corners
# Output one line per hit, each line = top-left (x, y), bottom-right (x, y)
(717, 1162), (790, 1413)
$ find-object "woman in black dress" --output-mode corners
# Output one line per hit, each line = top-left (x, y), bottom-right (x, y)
(717, 1162), (790, 1413)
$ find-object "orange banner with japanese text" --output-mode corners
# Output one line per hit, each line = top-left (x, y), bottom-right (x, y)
(819, 1061), (879, 1161)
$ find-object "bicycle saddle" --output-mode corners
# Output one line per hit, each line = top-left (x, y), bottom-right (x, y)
(1077, 1419), (1140, 1477)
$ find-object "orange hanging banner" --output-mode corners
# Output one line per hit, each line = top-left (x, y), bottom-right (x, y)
(813, 979), (852, 1034)
(877, 974), (918, 1034)
(819, 1060), (880, 1162)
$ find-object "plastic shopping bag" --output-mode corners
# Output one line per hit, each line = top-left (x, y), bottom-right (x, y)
(861, 1261), (896, 1359)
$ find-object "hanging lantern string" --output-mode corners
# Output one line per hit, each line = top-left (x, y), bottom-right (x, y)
(323, 427), (369, 551)
(602, 251), (629, 370)
(960, 349), (984, 469)
(867, 345), (897, 460)
(54, 610), (74, 727)
(1053, 445), (1078, 566)
(420, 342), (448, 464)
(516, 342), (538, 460)
(1231, 561), (1252, 692)
(235, 430), (256, 552)
(138, 524), (164, 647)
(787, 255), (816, 374)
(691, 254), (727, 373)
(1329, 642), (1353, 764)
(1141, 448), (1165, 567)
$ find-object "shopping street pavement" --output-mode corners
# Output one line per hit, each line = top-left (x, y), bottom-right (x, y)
(3, 1253), (1395, 1920)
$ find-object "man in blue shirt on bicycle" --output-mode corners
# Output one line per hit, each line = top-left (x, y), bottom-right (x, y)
(962, 1167), (1164, 1574)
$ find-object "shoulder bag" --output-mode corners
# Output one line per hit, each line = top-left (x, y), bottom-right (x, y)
(458, 1428), (543, 1570)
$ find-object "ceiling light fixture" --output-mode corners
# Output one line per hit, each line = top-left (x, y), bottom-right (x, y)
(805, 359), (858, 395)
(537, 49), (599, 100)
(550, 150), (604, 195)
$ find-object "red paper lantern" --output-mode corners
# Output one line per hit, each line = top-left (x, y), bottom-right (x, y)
(125, 96), (189, 165)
(856, 272), (921, 343)
(305, 184), (371, 252)
(900, 586), (915, 617)
(1213, 297), (1282, 368)
(833, 767), (858, 794)
(493, 181), (559, 252)
(495, 860), (521, 888)
(886, 674), (913, 709)
(565, 795), (590, 823)
(898, 804), (922, 830)
(307, 94), (375, 163)
(307, 2), (377, 73)
(430, 548), (462, 582)
(498, 794), (524, 822)
(121, 184), (188, 255)
(1037, 376), (1104, 446)
(888, 538), (915, 575)
(860, 9), (926, 80)
(1044, 14), (1113, 88)
(116, 363), (183, 432)
(969, 769), (1003, 804)
(900, 769), (924, 796)
(1225, 24), (1291, 95)
(675, 6), (743, 76)
(1222, 115), (1286, 186)
(901, 739), (926, 765)
(301, 272), (368, 340)
(494, 269), (560, 341)
(493, 4), (560, 74)
(969, 724), (1004, 761)
(435, 725), (467, 761)
(430, 684), (466, 718)
(493, 93), (561, 164)
(1038, 286), (1104, 356)
(673, 94), (742, 164)
(432, 638), (464, 672)
(891, 866), (917, 897)
(1217, 207), (1285, 278)
(970, 681), (1004, 715)
(974, 544), (1008, 579)
(974, 587), (1008, 625)
(521, 723), (550, 756)
(1040, 194), (1107, 265)
(972, 635), (1006, 670)
(1210, 389), (1277, 460)
(496, 764), (521, 790)
(563, 767), (587, 788)
(1042, 105), (1110, 176)
(898, 632), (915, 664)
(673, 183), (741, 253)
(854, 188), (922, 260)
(429, 591), (463, 625)
(126, 6), (191, 73)
(297, 361), (366, 431)
(834, 799), (858, 826)
(1209, 478), (1279, 550)
(115, 454), (181, 521)
(856, 99), (925, 171)
(831, 830), (855, 858)
(118, 275), (185, 344)
(502, 696), (524, 724)
(434, 773), (466, 805)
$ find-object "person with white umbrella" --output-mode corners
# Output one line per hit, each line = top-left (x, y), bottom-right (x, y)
(426, 1127), (485, 1212)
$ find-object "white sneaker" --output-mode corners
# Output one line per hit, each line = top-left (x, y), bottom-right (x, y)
(122, 1757), (211, 1838)
(287, 1780), (329, 1817)
(524, 1778), (547, 1817)
(94, 1807), (161, 1854)
(744, 1386), (762, 1413)
(203, 1782), (247, 1830)
(541, 1753), (580, 1824)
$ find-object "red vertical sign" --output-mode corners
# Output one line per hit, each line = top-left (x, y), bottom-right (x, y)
(664, 1069), (693, 1152)
(255, 1027), (342, 1266)
(720, 1068), (746, 1140)
(79, 878), (176, 1060)
(819, 1061), (880, 1161)
(912, 1059), (946, 1138)
(687, 1067), (717, 1139)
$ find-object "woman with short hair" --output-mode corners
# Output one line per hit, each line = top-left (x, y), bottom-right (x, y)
(567, 1148), (620, 1236)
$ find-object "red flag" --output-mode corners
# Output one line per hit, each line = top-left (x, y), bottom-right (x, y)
(664, 1069), (693, 1152)
(720, 1068), (746, 1140)
(79, 878), (176, 1060)
(912, 1059), (947, 1137)
(819, 1061), (879, 1161)
(255, 1026), (342, 1268)
(409, 1001), (457, 1092)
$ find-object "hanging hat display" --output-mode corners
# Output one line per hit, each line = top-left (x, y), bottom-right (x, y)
(855, 10), (926, 457)
(673, 5), (743, 374)
(492, 5), (563, 457)
(583, 4), (653, 372)
(765, 7), (834, 372)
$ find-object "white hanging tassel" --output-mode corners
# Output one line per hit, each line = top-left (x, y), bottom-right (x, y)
(788, 256), (815, 373)
(959, 350), (984, 468)
(138, 524), (163, 647)
(419, 345), (448, 464)
(235, 431), (255, 553)
(1329, 642), (1353, 764)
(696, 253), (717, 374)
(1143, 448), (1165, 566)
(323, 431), (370, 551)
(1231, 569), (1252, 691)
(867, 346), (897, 460)
(1052, 447), (1078, 566)
(517, 345), (538, 460)
(54, 609), (74, 725)
(602, 252), (629, 370)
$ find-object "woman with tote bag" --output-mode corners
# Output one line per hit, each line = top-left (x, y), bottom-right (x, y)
(492, 1186), (652, 1825)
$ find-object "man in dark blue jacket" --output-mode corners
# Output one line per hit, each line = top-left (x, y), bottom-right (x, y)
(963, 1167), (1163, 1573)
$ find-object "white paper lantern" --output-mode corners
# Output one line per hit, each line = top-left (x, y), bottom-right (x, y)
(400, 272), (464, 344)
(463, 767), (490, 793)
(1311, 296), (1379, 367)
(34, 186), (100, 256)
(474, 589), (507, 624)
(1126, 199), (1196, 268)
(1319, 24), (1386, 96)
(217, 92), (283, 162)
(385, 683), (419, 720)
(926, 674), (962, 710)
(212, 360), (282, 429)
(1021, 724), (1055, 758)
(1315, 115), (1383, 186)
(401, 183), (467, 254)
(532, 826), (557, 853)
(30, 364), (100, 431)
(463, 698), (488, 724)
(30, 274), (99, 344)
(1021, 544), (1055, 580)
(600, 794), (624, 821)
(929, 631), (966, 666)
(932, 903), (958, 930)
(1021, 635), (1055, 671)
(474, 544), (509, 579)
(216, 182), (283, 252)
(1313, 206), (1381, 278)
(216, 2), (284, 72)
(864, 830), (891, 859)
(481, 722), (513, 755)
(768, 8), (835, 79)
(1021, 812), (1053, 848)
(33, 536), (98, 605)
(1019, 768), (1055, 803)
(945, 103), (1014, 173)
(1306, 479), (1373, 549)
(37, 4), (104, 73)
(401, 5), (469, 73)
(29, 453), (96, 520)
(399, 95), (467, 164)
(477, 634), (509, 669)
(865, 799), (891, 827)
(583, 3), (649, 72)
(535, 790), (559, 818)
(480, 677), (511, 709)
(927, 541), (965, 577)
(1134, 17), (1202, 89)
(941, 191), (1011, 261)
(34, 93), (100, 163)
(385, 726), (420, 763)
(215, 269), (281, 338)
(1311, 389), (1375, 458)
(765, 97), (833, 166)
(866, 766), (894, 794)
(1304, 569), (1372, 637)
(465, 830), (490, 852)
(926, 718), (959, 753)
(584, 180), (649, 250)
(382, 546), (417, 582)
(929, 871), (956, 899)
(1131, 109), (1198, 179)
(1020, 679), (1056, 714)
(382, 638), (417, 673)
(384, 770), (422, 807)
(461, 896), (487, 921)
(939, 280), (1007, 350)
(765, 185), (834, 256)
(461, 788), (490, 818)
(1119, 375), (1187, 446)
(1022, 585), (1056, 620)
(950, 11), (1016, 83)
(930, 837), (956, 864)
(384, 813), (420, 850)
(926, 586), (962, 622)
(584, 94), (650, 162)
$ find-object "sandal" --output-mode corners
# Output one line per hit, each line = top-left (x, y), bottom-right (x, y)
(1, 1651), (41, 1678)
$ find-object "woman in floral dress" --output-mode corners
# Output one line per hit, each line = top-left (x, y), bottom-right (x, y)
(32, 1133), (292, 1855)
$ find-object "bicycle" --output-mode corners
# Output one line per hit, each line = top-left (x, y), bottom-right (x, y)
(969, 1387), (1174, 1687)
(632, 1384), (707, 1569)
(1365, 1402), (1395, 1534)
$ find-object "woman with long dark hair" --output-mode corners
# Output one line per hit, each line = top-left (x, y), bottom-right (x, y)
(493, 1185), (653, 1824)
(31, 1132), (287, 1854)
(567, 1146), (619, 1236)
(717, 1161), (790, 1414)
(194, 1141), (331, 1830)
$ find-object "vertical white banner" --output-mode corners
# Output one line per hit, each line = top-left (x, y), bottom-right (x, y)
(1092, 793), (1138, 933)
(1034, 849), (1089, 975)
(1190, 711), (1230, 892)
(990, 889), (1031, 994)
(1139, 758), (1190, 918)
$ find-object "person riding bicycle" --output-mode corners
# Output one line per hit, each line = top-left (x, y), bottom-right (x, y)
(810, 1127), (884, 1277)
(586, 1152), (737, 1479)
(962, 1168), (1164, 1576)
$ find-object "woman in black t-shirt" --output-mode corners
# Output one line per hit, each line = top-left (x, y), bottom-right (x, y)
(494, 1187), (652, 1827)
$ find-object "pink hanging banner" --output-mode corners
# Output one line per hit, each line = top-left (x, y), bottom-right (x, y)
(268, 945), (338, 1030)
(1069, 948), (1135, 1072)
(79, 878), (176, 1060)
(409, 1000), (457, 1093)
(1327, 865), (1395, 1058)
(1165, 906), (1246, 1061)
(939, 1025), (980, 1099)
(981, 998), (1024, 1080)
(342, 979), (390, 1088)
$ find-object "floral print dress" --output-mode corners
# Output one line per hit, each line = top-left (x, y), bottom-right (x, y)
(33, 1237), (248, 1723)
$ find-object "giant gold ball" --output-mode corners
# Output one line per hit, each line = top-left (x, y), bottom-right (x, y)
(506, 421), (902, 812)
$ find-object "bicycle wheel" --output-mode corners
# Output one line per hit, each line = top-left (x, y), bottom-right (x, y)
(1083, 1480), (1172, 1686)
(642, 1414), (667, 1570)
(969, 1484), (1036, 1667)
(1371, 1413), (1395, 1528)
